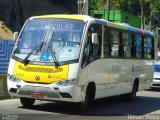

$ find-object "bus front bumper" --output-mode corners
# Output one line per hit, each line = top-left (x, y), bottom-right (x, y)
(7, 80), (84, 103)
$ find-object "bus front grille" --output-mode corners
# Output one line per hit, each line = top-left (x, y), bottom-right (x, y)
(18, 86), (60, 98)
(18, 65), (63, 73)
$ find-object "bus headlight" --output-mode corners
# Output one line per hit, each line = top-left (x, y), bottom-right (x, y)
(7, 74), (21, 83)
(55, 78), (77, 86)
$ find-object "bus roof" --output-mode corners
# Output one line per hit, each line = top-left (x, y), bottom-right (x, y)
(95, 19), (154, 37)
(31, 14), (91, 21)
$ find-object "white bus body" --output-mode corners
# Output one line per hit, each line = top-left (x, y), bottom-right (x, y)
(7, 15), (155, 108)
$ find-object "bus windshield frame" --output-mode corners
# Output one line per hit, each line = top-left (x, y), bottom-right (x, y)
(12, 19), (85, 65)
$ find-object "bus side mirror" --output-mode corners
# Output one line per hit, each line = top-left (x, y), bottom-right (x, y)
(92, 33), (98, 44)
(13, 32), (19, 41)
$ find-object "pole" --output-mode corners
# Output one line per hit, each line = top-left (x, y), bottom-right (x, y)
(156, 26), (159, 52)
(83, 0), (88, 15)
(107, 0), (111, 21)
(140, 0), (144, 29)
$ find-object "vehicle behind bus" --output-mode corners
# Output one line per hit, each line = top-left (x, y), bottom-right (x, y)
(152, 62), (160, 89)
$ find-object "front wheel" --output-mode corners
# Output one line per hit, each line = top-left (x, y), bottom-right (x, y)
(79, 83), (95, 111)
(20, 97), (35, 108)
(80, 91), (90, 108)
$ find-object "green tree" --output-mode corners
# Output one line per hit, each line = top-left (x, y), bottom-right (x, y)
(89, 0), (102, 11)
(89, 0), (160, 26)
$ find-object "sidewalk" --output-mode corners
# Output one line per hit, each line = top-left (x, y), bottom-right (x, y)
(0, 75), (10, 100)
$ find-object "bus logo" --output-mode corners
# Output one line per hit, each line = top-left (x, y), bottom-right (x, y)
(35, 76), (40, 81)
(48, 74), (52, 78)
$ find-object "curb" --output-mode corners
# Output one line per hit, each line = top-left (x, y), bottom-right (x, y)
(0, 95), (11, 100)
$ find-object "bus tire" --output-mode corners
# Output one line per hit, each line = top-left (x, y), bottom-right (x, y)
(120, 80), (139, 101)
(20, 97), (35, 108)
(79, 82), (95, 111)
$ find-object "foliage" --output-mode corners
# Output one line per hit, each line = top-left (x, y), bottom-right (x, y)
(89, 0), (102, 11)
(89, 0), (160, 26)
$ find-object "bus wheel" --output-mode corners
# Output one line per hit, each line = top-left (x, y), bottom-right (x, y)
(20, 97), (35, 107)
(120, 81), (139, 101)
(130, 81), (138, 100)
(79, 83), (95, 111)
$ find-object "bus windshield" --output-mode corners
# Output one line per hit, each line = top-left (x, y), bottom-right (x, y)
(13, 19), (84, 63)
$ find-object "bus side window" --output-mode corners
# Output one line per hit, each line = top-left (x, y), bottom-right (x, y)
(104, 27), (111, 57)
(135, 35), (142, 59)
(144, 36), (152, 59)
(88, 24), (102, 62)
(151, 37), (155, 59)
(111, 30), (119, 57)
(118, 32), (124, 57)
(123, 32), (132, 58)
(81, 24), (102, 68)
(131, 35), (136, 58)
(81, 38), (90, 68)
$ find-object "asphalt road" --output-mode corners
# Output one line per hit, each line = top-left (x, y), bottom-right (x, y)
(0, 89), (160, 120)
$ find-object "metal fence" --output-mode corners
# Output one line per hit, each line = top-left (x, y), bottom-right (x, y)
(0, 39), (15, 75)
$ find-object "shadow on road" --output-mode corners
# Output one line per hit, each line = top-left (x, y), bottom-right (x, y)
(19, 95), (160, 116)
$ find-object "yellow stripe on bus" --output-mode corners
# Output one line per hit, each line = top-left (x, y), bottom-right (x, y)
(33, 15), (90, 20)
(108, 70), (111, 82)
(13, 61), (69, 84)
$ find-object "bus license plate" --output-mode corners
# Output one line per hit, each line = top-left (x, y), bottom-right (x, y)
(31, 93), (44, 99)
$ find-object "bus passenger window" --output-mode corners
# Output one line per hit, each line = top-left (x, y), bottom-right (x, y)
(135, 35), (142, 58)
(131, 35), (136, 58)
(144, 36), (152, 59)
(123, 32), (132, 58)
(104, 27), (111, 57)
(118, 32), (124, 57)
(111, 30), (119, 57)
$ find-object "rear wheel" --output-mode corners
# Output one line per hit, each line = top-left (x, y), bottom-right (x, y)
(120, 81), (138, 101)
(20, 97), (35, 108)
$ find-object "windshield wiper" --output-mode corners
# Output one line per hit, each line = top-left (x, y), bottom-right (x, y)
(23, 38), (45, 65)
(47, 38), (59, 67)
